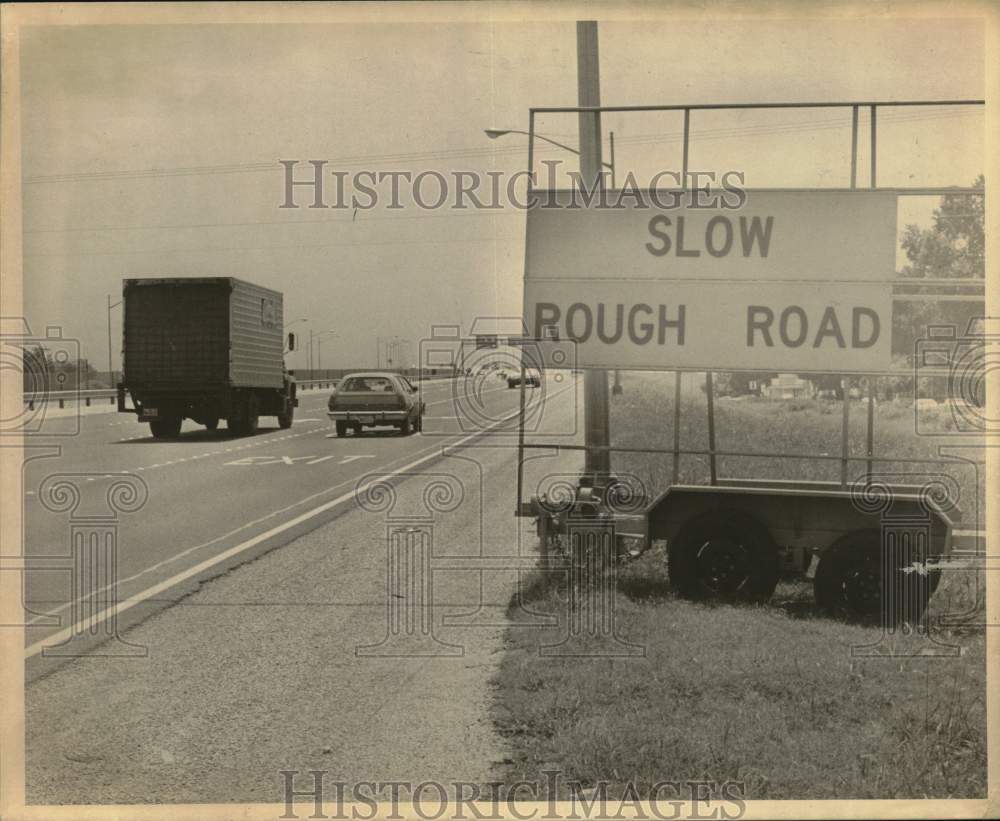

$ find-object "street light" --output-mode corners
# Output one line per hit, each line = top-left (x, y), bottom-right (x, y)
(310, 329), (338, 375)
(484, 127), (616, 185)
(107, 294), (122, 388)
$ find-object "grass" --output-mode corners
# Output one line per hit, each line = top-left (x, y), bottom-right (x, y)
(493, 558), (986, 799)
(492, 372), (986, 799)
(607, 372), (984, 525)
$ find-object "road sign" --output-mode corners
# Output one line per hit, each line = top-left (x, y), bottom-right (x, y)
(523, 189), (897, 372)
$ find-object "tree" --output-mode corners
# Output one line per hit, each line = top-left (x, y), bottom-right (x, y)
(899, 176), (984, 280)
(893, 176), (984, 358)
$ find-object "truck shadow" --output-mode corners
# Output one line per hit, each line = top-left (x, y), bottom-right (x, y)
(113, 425), (284, 444)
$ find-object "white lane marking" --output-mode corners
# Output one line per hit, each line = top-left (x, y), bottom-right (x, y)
(24, 378), (577, 656)
(25, 425), (487, 658)
(306, 455), (338, 465)
(337, 455), (375, 464)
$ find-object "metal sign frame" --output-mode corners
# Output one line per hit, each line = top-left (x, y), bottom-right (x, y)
(515, 98), (985, 510)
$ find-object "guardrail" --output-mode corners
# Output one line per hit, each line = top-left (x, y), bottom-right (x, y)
(22, 375), (458, 409)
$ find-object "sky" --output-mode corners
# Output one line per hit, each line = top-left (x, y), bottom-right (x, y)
(19, 14), (985, 373)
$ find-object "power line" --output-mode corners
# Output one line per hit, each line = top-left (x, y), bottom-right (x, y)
(22, 106), (979, 185)
(23, 232), (518, 260)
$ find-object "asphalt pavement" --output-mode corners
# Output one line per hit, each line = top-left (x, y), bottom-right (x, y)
(23, 372), (583, 802)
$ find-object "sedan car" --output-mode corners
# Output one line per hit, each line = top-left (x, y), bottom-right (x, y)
(507, 368), (541, 388)
(327, 372), (425, 436)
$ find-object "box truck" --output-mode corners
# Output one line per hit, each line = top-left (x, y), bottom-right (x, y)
(117, 277), (297, 438)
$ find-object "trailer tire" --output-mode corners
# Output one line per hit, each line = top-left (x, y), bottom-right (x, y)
(335, 421), (348, 437)
(204, 417), (219, 431)
(668, 511), (779, 603)
(814, 529), (935, 626)
(149, 417), (182, 439)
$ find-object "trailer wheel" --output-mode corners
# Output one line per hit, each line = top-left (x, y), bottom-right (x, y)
(668, 511), (779, 603)
(204, 417), (219, 431)
(335, 421), (348, 437)
(813, 529), (936, 625)
(149, 417), (182, 439)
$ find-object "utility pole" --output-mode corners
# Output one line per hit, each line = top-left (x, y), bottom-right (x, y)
(577, 20), (611, 477)
(107, 295), (113, 387)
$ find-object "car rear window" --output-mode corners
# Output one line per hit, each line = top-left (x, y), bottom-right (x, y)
(340, 377), (395, 392)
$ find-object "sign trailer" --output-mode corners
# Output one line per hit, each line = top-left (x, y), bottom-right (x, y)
(514, 98), (984, 633)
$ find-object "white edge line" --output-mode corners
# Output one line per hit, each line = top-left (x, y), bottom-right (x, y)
(25, 378), (576, 659)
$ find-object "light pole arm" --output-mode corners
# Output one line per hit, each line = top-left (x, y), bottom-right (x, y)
(490, 129), (614, 171)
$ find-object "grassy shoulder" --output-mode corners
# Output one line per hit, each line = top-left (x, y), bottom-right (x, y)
(492, 555), (985, 799)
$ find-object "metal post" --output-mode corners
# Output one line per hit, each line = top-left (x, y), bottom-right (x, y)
(671, 371), (682, 483)
(869, 105), (877, 188)
(705, 371), (717, 485)
(866, 377), (876, 479)
(682, 108), (690, 185)
(516, 109), (537, 514)
(609, 130), (616, 188)
(850, 105), (859, 189)
(106, 295), (113, 388)
(577, 20), (610, 478)
(841, 377), (852, 487)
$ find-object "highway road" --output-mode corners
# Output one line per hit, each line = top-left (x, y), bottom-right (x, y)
(23, 371), (583, 803)
(21, 375), (576, 667)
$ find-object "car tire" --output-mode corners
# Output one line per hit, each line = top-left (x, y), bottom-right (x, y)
(335, 421), (348, 437)
(401, 416), (412, 436)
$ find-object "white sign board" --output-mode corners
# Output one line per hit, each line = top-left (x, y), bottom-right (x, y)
(523, 189), (896, 372)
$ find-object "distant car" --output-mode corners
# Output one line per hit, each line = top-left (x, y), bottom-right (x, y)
(327, 372), (425, 436)
(507, 368), (541, 388)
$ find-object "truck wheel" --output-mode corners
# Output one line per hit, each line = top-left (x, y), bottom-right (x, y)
(335, 421), (348, 437)
(204, 417), (219, 431)
(245, 396), (259, 435)
(814, 529), (936, 625)
(149, 417), (182, 439)
(277, 405), (294, 429)
(668, 511), (779, 603)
